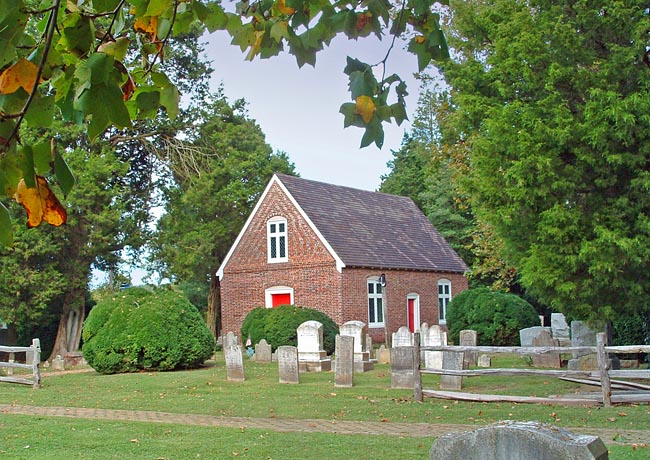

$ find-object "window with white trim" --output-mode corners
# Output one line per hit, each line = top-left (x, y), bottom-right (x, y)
(367, 278), (384, 328)
(438, 279), (451, 324)
(267, 217), (288, 263)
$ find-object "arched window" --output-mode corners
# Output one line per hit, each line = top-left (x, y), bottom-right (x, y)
(437, 279), (451, 324)
(267, 217), (288, 263)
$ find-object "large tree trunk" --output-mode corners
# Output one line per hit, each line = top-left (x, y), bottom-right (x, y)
(48, 290), (85, 361)
(206, 274), (221, 341)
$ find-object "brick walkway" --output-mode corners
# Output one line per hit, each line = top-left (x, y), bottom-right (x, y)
(2, 403), (649, 445)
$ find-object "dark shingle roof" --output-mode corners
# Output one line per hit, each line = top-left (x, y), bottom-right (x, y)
(276, 174), (468, 273)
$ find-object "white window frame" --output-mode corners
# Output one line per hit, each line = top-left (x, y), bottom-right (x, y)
(267, 217), (288, 263)
(438, 279), (452, 324)
(407, 293), (421, 332)
(367, 277), (384, 328)
(264, 286), (294, 309)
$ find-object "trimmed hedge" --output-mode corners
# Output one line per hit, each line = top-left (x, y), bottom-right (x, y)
(82, 287), (215, 374)
(446, 287), (539, 346)
(240, 305), (338, 354)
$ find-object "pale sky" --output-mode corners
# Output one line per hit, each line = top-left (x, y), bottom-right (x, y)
(203, 30), (423, 191)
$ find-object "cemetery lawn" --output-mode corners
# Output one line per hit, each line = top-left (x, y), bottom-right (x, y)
(1, 353), (648, 459)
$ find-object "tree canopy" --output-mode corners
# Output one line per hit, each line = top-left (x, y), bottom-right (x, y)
(0, 0), (451, 244)
(439, 0), (650, 320)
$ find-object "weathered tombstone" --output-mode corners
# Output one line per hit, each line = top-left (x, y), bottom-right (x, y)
(297, 321), (331, 372)
(429, 420), (608, 460)
(390, 346), (416, 389)
(519, 326), (551, 347)
(334, 335), (354, 387)
(255, 339), (272, 363)
(440, 350), (464, 390)
(376, 344), (390, 364)
(424, 325), (447, 369)
(478, 354), (491, 368)
(224, 345), (245, 382)
(223, 331), (239, 348)
(459, 330), (478, 367)
(568, 321), (600, 371)
(420, 322), (430, 362)
(531, 329), (561, 368)
(51, 354), (65, 371)
(63, 351), (86, 368)
(277, 346), (299, 384)
(551, 313), (571, 347)
(392, 326), (414, 347)
(365, 335), (373, 360)
(339, 321), (373, 372)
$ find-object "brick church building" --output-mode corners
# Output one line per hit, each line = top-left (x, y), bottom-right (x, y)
(217, 174), (468, 342)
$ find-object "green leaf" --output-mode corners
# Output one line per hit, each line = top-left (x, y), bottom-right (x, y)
(360, 117), (384, 148)
(407, 37), (432, 72)
(145, 0), (172, 17)
(270, 21), (289, 42)
(32, 142), (52, 175)
(24, 95), (55, 128)
(201, 2), (228, 32)
(160, 83), (179, 120)
(54, 150), (75, 197)
(98, 37), (130, 62)
(348, 70), (376, 98)
(57, 13), (95, 57)
(18, 145), (36, 188)
(0, 201), (12, 246)
(92, 0), (122, 14)
(133, 88), (161, 119)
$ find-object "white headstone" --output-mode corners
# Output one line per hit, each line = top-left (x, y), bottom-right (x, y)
(339, 321), (373, 372)
(425, 325), (447, 369)
(225, 345), (245, 382)
(255, 339), (272, 363)
(297, 320), (331, 372)
(392, 326), (414, 347)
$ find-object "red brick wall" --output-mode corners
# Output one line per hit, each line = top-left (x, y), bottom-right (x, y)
(221, 182), (343, 334)
(220, 181), (470, 341)
(340, 268), (469, 342)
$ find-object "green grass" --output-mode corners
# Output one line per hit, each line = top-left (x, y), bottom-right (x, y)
(1, 353), (649, 459)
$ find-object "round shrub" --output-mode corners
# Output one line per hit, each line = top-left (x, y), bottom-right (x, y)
(82, 287), (215, 374)
(240, 305), (338, 354)
(447, 287), (539, 346)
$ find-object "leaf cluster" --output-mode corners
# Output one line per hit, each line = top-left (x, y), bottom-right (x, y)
(82, 287), (216, 374)
(446, 287), (539, 346)
(240, 305), (338, 354)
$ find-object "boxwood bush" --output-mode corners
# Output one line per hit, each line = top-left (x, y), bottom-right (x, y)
(240, 305), (337, 354)
(82, 287), (215, 374)
(446, 287), (539, 346)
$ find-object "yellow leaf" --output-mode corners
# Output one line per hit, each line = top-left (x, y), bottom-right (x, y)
(246, 31), (265, 61)
(14, 176), (67, 228)
(134, 16), (158, 41)
(354, 95), (375, 124)
(415, 35), (426, 44)
(0, 59), (40, 95)
(276, 0), (295, 15)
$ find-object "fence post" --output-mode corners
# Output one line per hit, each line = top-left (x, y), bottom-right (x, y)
(31, 338), (41, 389)
(7, 352), (14, 376)
(596, 332), (611, 407)
(413, 332), (423, 402)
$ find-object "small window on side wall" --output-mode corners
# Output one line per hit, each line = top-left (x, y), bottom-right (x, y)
(367, 277), (384, 328)
(438, 279), (451, 324)
(267, 217), (288, 263)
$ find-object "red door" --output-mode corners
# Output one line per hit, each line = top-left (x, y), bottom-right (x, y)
(407, 298), (415, 332)
(271, 293), (291, 307)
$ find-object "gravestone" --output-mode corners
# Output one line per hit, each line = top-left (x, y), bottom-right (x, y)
(277, 346), (299, 384)
(255, 339), (272, 363)
(297, 321), (331, 372)
(225, 345), (245, 382)
(551, 313), (571, 347)
(223, 331), (239, 348)
(392, 326), (414, 347)
(334, 335), (354, 387)
(568, 321), (599, 371)
(51, 354), (65, 371)
(429, 420), (608, 460)
(440, 350), (464, 390)
(376, 345), (390, 364)
(424, 325), (447, 369)
(519, 326), (551, 347)
(63, 351), (86, 368)
(459, 330), (478, 367)
(339, 321), (373, 372)
(478, 354), (491, 368)
(420, 322), (430, 362)
(390, 346), (416, 389)
(531, 329), (561, 368)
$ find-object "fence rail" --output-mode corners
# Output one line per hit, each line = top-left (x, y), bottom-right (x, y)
(413, 332), (650, 407)
(0, 338), (41, 389)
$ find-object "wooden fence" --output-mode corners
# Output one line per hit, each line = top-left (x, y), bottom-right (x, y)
(413, 332), (650, 407)
(0, 338), (41, 389)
